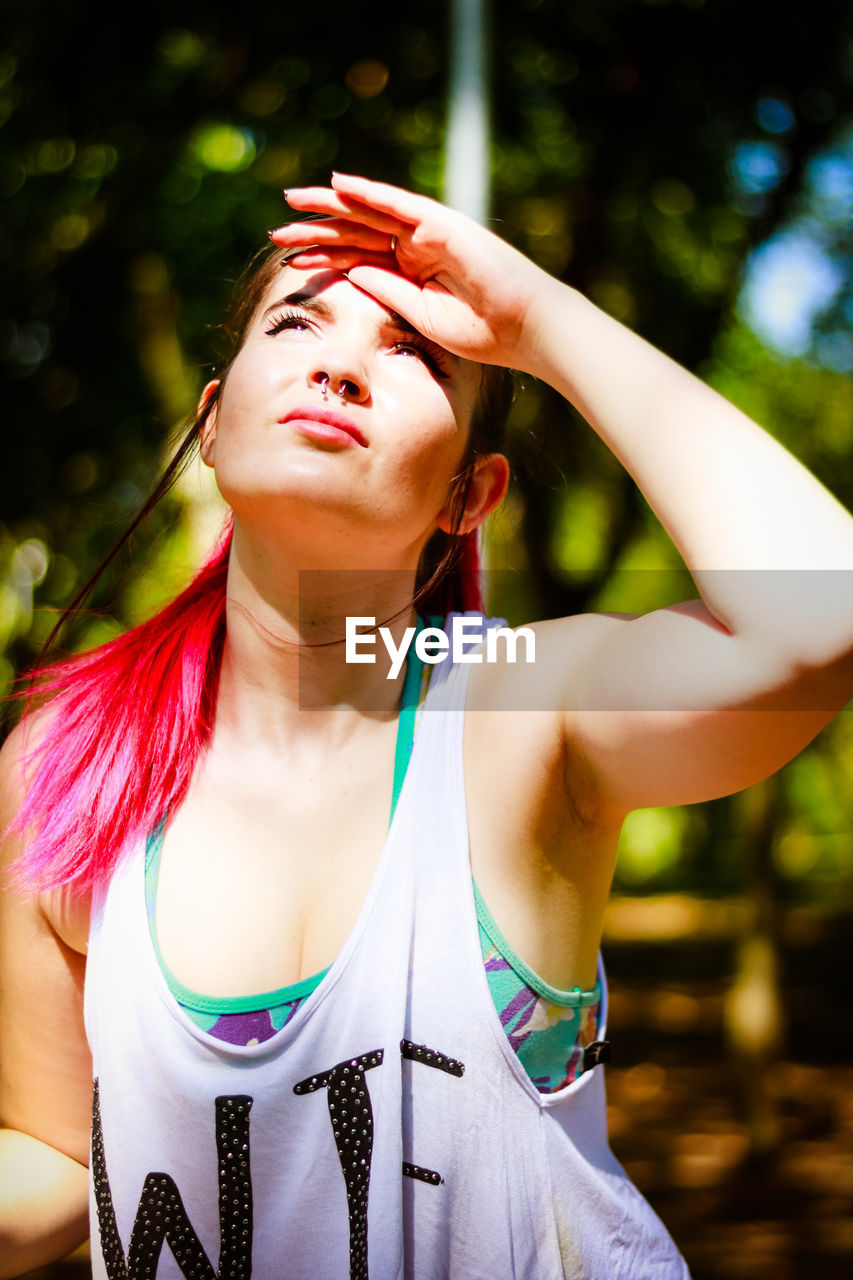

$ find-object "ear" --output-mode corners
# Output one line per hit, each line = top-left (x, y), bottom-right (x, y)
(198, 380), (220, 468)
(436, 453), (510, 535)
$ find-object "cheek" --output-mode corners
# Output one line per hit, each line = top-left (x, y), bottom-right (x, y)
(391, 418), (467, 503)
(222, 353), (282, 413)
(388, 434), (469, 526)
(379, 377), (470, 458)
(209, 354), (288, 465)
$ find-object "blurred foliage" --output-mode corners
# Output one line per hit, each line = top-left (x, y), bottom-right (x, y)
(1, 0), (851, 901)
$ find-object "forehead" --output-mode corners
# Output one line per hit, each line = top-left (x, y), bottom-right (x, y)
(257, 264), (381, 317)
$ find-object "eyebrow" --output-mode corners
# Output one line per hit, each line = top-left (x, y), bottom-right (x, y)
(263, 289), (459, 360)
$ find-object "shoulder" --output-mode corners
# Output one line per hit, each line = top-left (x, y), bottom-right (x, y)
(0, 709), (91, 955)
(463, 610), (633, 715)
(0, 708), (51, 842)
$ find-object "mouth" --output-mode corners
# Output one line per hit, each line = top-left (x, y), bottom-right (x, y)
(279, 405), (368, 448)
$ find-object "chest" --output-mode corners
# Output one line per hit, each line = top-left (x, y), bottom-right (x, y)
(154, 716), (399, 994)
(153, 696), (619, 999)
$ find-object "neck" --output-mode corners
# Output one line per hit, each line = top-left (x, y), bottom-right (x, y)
(213, 526), (427, 750)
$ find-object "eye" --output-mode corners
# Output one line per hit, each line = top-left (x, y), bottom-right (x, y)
(265, 309), (313, 337)
(392, 338), (450, 380)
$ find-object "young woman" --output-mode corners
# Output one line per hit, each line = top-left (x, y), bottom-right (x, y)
(1, 172), (851, 1280)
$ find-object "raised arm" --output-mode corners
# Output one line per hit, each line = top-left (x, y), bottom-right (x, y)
(0, 721), (92, 1277)
(513, 281), (853, 816)
(271, 175), (853, 817)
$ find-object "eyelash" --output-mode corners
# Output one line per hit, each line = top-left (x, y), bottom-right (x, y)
(264, 310), (450, 380)
(264, 309), (311, 337)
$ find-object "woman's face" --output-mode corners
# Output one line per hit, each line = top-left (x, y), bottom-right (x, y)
(202, 264), (484, 563)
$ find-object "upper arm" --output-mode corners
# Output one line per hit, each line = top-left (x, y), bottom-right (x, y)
(524, 604), (852, 821)
(0, 721), (93, 1168)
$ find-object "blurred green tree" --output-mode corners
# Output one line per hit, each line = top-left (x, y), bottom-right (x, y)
(1, 0), (851, 900)
(2, 3), (852, 1265)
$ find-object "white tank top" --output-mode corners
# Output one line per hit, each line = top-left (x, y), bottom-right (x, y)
(84, 613), (690, 1279)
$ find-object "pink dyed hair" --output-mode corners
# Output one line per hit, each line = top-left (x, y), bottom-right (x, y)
(9, 244), (510, 893)
(12, 532), (229, 891)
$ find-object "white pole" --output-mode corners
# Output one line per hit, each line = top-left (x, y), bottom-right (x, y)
(444, 0), (493, 595)
(444, 0), (491, 225)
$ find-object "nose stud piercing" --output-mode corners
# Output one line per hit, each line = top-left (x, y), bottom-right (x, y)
(319, 375), (351, 400)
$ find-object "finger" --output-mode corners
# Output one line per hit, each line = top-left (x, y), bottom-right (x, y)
(343, 265), (433, 331)
(330, 173), (440, 226)
(284, 248), (399, 273)
(283, 186), (402, 236)
(270, 219), (390, 252)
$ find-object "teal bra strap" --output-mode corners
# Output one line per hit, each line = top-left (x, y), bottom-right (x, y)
(388, 615), (431, 828)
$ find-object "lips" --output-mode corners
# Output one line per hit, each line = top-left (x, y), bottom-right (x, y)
(279, 405), (368, 448)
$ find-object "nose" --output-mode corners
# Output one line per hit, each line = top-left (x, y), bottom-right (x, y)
(309, 356), (369, 404)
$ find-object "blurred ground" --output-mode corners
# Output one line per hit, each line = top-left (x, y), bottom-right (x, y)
(26, 898), (853, 1280)
(604, 897), (853, 1280)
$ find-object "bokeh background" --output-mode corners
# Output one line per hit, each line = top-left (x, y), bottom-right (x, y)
(1, 1), (851, 1277)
